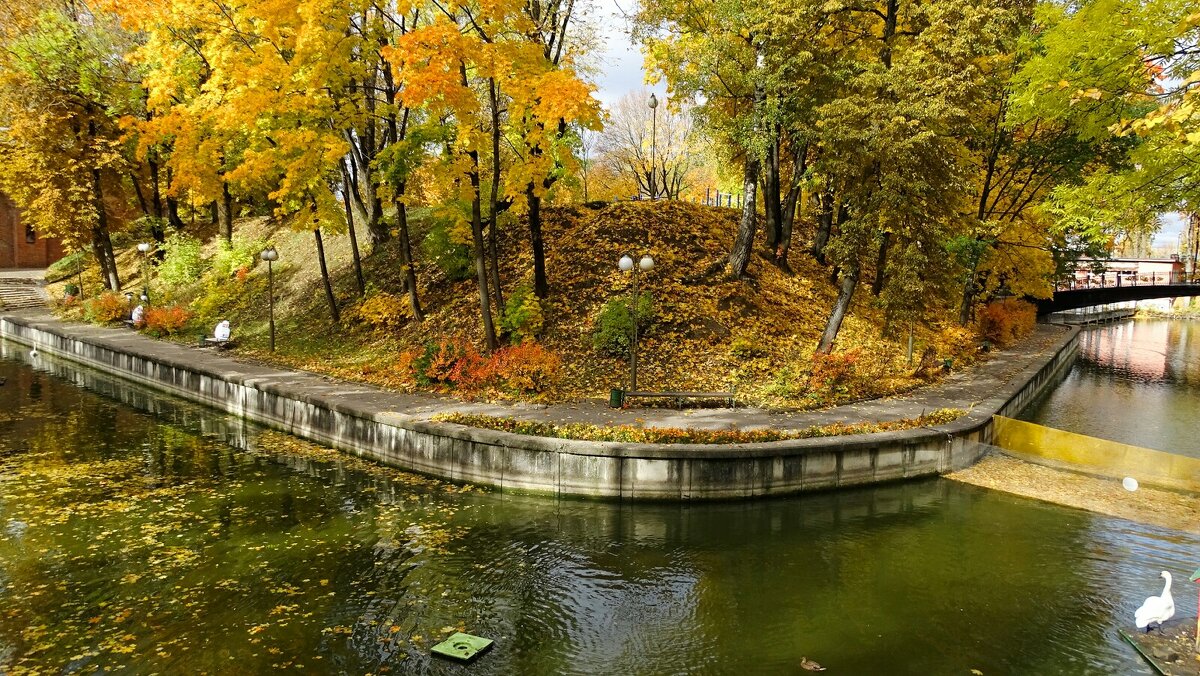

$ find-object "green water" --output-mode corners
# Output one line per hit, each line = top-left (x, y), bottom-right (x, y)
(1023, 318), (1200, 457)
(1, 341), (1196, 674)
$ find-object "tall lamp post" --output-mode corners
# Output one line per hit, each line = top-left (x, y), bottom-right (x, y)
(648, 92), (659, 199)
(619, 253), (654, 391)
(261, 247), (279, 351)
(136, 242), (152, 303)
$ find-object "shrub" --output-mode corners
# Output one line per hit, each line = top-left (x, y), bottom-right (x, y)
(501, 285), (544, 342)
(808, 349), (861, 396)
(730, 336), (765, 359)
(421, 221), (473, 281)
(141, 305), (194, 337)
(52, 293), (83, 318)
(935, 326), (978, 363)
(405, 339), (561, 395)
(412, 339), (469, 386)
(82, 292), (129, 324)
(592, 293), (654, 356)
(63, 283), (80, 297)
(356, 291), (410, 331)
(977, 299), (1037, 346)
(210, 236), (267, 281)
(158, 233), (207, 288)
(488, 342), (561, 394)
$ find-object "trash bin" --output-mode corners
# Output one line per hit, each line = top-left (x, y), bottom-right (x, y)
(609, 388), (625, 408)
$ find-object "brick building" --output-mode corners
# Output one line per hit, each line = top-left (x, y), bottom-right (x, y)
(0, 191), (64, 269)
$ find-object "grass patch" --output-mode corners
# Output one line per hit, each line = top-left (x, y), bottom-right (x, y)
(432, 408), (965, 444)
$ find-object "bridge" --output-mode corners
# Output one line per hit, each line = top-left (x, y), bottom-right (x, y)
(1036, 272), (1200, 314)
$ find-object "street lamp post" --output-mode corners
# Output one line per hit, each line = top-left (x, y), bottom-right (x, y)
(261, 247), (279, 351)
(648, 92), (659, 200)
(619, 253), (655, 391)
(136, 242), (152, 303)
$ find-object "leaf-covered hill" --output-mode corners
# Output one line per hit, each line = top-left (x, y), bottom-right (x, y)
(53, 200), (974, 407)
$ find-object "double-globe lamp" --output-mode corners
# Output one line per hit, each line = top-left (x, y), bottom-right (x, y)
(619, 254), (654, 392)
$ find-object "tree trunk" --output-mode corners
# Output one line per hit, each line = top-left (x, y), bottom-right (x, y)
(527, 185), (549, 298)
(763, 129), (782, 249)
(91, 227), (114, 292)
(488, 79), (504, 315)
(816, 263), (860, 354)
(314, 227), (340, 323)
(728, 156), (760, 278)
(217, 181), (233, 243)
(776, 143), (807, 267)
(341, 172), (365, 297)
(959, 269), (985, 325)
(130, 172), (151, 219)
(90, 168), (121, 291)
(165, 167), (185, 229)
(149, 157), (165, 221)
(871, 231), (891, 296)
(166, 196), (184, 230)
(395, 191), (423, 321)
(812, 187), (834, 264)
(469, 152), (499, 350)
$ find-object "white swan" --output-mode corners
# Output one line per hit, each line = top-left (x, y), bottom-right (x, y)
(1134, 570), (1174, 632)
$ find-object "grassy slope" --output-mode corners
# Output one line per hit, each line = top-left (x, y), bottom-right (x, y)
(52, 201), (963, 407)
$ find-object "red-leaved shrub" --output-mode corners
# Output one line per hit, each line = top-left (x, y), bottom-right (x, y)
(808, 349), (861, 394)
(407, 339), (560, 395)
(141, 305), (194, 336)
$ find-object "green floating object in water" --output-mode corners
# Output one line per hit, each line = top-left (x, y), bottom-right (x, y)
(431, 632), (494, 663)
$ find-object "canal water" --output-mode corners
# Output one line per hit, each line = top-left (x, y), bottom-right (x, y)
(1, 338), (1197, 674)
(1022, 318), (1200, 457)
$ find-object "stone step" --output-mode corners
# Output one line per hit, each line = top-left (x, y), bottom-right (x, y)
(0, 284), (47, 310)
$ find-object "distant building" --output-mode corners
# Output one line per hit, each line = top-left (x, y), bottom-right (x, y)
(0, 191), (64, 269)
(1069, 257), (1185, 287)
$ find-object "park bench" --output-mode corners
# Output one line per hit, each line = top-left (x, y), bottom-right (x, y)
(198, 333), (235, 349)
(199, 336), (235, 349)
(616, 390), (737, 408)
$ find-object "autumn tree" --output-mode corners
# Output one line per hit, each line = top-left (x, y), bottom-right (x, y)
(0, 0), (142, 291)
(597, 90), (700, 200)
(1009, 0), (1200, 291)
(389, 0), (599, 348)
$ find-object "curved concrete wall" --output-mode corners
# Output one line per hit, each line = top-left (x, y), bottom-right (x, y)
(0, 315), (1079, 500)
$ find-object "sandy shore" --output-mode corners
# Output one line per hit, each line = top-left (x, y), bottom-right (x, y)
(948, 453), (1200, 535)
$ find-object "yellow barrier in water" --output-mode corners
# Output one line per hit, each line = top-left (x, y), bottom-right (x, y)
(992, 416), (1200, 492)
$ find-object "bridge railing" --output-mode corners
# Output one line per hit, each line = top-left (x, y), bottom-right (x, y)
(1054, 270), (1200, 292)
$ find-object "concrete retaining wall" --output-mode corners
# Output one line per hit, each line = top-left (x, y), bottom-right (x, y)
(0, 315), (1079, 500)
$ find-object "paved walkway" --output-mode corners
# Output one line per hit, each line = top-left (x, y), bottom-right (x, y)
(1, 309), (1074, 432)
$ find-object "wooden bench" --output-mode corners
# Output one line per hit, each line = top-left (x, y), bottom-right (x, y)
(621, 390), (737, 408)
(199, 335), (235, 350)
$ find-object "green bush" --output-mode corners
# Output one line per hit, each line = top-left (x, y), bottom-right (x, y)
(592, 293), (654, 356)
(421, 221), (473, 281)
(158, 233), (207, 288)
(730, 336), (766, 359)
(210, 236), (267, 281)
(501, 284), (544, 342)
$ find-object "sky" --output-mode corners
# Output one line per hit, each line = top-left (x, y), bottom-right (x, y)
(586, 0), (657, 106)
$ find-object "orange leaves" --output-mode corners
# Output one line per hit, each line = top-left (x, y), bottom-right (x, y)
(141, 305), (194, 337)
